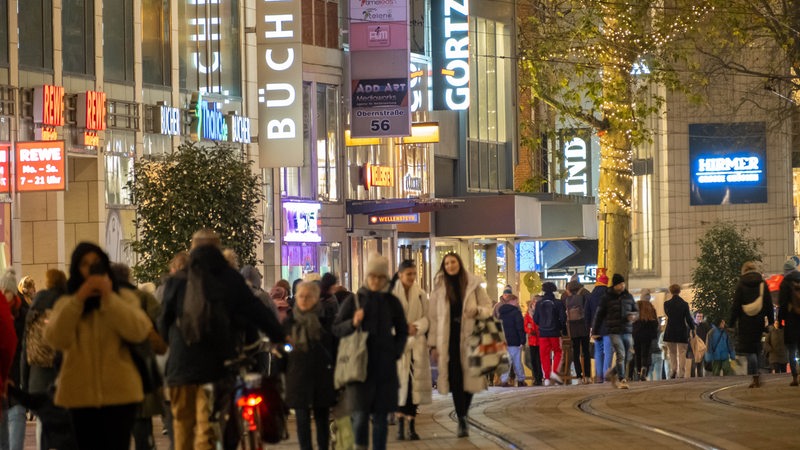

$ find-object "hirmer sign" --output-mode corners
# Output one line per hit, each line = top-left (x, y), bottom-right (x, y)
(257, 0), (304, 167)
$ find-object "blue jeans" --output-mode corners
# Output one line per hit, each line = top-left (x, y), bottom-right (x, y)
(609, 334), (633, 381)
(351, 411), (388, 450)
(650, 351), (664, 380)
(501, 346), (526, 383)
(787, 342), (799, 376)
(602, 336), (614, 378)
(745, 353), (759, 375)
(0, 402), (26, 450)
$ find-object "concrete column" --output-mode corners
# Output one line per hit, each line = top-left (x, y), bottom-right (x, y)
(485, 242), (498, 301)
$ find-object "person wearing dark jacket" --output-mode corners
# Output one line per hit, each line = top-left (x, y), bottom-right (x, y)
(586, 274), (610, 383)
(564, 280), (591, 384)
(632, 294), (659, 381)
(663, 284), (695, 379)
(333, 254), (408, 450)
(284, 281), (336, 450)
(534, 282), (566, 385)
(592, 274), (638, 389)
(159, 230), (285, 450)
(778, 257), (800, 386)
(498, 295), (526, 387)
(1, 269), (27, 450)
(729, 261), (773, 388)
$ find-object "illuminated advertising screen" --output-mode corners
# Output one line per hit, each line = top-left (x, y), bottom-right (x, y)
(689, 122), (767, 206)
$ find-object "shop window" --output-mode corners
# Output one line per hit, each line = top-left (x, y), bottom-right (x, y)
(142, 0), (171, 86)
(315, 83), (339, 202)
(142, 134), (172, 159)
(19, 0), (53, 70)
(105, 130), (135, 206)
(103, 0), (134, 82)
(63, 0), (95, 76)
(0, 0), (8, 67)
(282, 243), (318, 282)
(631, 174), (654, 273)
(263, 169), (275, 237)
(179, 0), (242, 97)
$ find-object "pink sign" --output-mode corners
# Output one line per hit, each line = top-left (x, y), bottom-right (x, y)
(350, 22), (408, 51)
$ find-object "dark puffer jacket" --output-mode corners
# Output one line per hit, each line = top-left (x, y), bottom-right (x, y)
(283, 304), (337, 410)
(778, 270), (800, 345)
(592, 289), (637, 335)
(729, 271), (773, 355)
(498, 303), (526, 346)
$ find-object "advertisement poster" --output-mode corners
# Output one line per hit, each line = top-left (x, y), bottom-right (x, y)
(15, 141), (66, 192)
(0, 144), (9, 195)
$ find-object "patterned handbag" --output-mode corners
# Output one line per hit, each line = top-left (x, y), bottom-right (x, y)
(467, 317), (509, 377)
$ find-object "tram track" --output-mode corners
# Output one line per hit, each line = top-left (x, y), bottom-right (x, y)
(699, 378), (800, 420)
(446, 396), (526, 450)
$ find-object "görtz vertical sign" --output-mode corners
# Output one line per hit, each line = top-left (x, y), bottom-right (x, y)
(431, 0), (470, 111)
(256, 0), (304, 167)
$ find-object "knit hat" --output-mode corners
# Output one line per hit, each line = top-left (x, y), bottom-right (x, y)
(611, 273), (625, 287)
(597, 273), (609, 286)
(784, 256), (799, 273)
(366, 253), (390, 279)
(502, 286), (513, 295)
(542, 282), (558, 293)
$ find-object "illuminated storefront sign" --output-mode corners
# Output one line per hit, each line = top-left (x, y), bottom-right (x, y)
(361, 163), (395, 189)
(689, 122), (767, 205)
(77, 91), (107, 131)
(561, 130), (591, 196)
(283, 202), (322, 243)
(154, 104), (181, 136)
(431, 0), (469, 110)
(256, 0), (304, 167)
(33, 85), (65, 127)
(15, 141), (66, 192)
(226, 114), (251, 144)
(369, 213), (419, 224)
(0, 144), (9, 194)
(192, 94), (228, 141)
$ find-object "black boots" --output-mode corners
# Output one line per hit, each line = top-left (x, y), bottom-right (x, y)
(457, 416), (469, 438)
(397, 417), (405, 440)
(748, 375), (761, 388)
(408, 418), (419, 440)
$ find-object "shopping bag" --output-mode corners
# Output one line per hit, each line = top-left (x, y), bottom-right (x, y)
(334, 294), (369, 389)
(467, 317), (508, 377)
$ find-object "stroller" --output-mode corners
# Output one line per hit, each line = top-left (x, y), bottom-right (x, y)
(7, 385), (78, 450)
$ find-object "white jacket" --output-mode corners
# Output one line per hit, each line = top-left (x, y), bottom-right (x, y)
(393, 281), (432, 406)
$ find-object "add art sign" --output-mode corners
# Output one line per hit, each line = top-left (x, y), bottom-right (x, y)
(15, 141), (66, 192)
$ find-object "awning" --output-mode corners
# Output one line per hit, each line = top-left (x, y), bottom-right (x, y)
(549, 240), (598, 269)
(346, 198), (464, 215)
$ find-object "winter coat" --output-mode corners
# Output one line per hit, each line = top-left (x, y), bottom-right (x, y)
(592, 289), (637, 335)
(159, 247), (286, 387)
(333, 287), (408, 414)
(563, 289), (590, 338)
(44, 289), (152, 408)
(498, 303), (526, 346)
(706, 325), (735, 362)
(283, 306), (337, 410)
(533, 293), (566, 338)
(392, 281), (432, 407)
(523, 312), (539, 346)
(663, 295), (695, 343)
(428, 272), (493, 395)
(764, 326), (787, 365)
(8, 298), (28, 407)
(729, 271), (773, 355)
(127, 285), (166, 418)
(21, 288), (64, 394)
(632, 319), (658, 350)
(0, 297), (16, 397)
(778, 270), (800, 345)
(585, 285), (608, 336)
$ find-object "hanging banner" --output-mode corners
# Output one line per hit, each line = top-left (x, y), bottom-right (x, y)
(431, 0), (469, 111)
(560, 129), (592, 196)
(256, 0), (304, 167)
(15, 141), (66, 192)
(349, 0), (411, 138)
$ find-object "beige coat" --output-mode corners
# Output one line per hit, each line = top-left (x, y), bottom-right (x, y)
(393, 281), (432, 406)
(428, 273), (493, 394)
(45, 289), (153, 408)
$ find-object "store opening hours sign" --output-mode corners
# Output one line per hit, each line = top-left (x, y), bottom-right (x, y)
(0, 144), (9, 194)
(15, 142), (66, 192)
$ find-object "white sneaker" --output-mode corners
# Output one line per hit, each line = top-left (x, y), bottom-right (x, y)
(544, 379), (551, 386)
(550, 372), (563, 385)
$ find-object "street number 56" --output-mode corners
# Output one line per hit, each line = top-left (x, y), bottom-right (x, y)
(370, 120), (391, 131)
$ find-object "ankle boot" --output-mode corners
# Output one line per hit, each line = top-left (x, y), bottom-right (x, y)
(791, 375), (799, 386)
(640, 367), (649, 381)
(408, 418), (420, 440)
(748, 375), (760, 388)
(457, 416), (469, 437)
(397, 417), (406, 440)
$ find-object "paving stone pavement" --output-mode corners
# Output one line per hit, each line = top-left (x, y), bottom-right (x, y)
(21, 373), (800, 449)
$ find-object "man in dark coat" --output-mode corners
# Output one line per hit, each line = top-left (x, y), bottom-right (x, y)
(778, 257), (800, 386)
(333, 254), (408, 450)
(498, 295), (526, 387)
(592, 274), (637, 389)
(663, 284), (695, 379)
(586, 274), (610, 383)
(729, 261), (773, 388)
(564, 280), (591, 383)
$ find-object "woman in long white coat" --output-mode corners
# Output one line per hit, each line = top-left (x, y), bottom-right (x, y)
(428, 253), (493, 438)
(392, 260), (432, 441)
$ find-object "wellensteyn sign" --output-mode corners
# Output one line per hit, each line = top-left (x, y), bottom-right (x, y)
(257, 0), (304, 167)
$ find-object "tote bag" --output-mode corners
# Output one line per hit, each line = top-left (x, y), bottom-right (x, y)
(334, 294), (369, 389)
(467, 317), (508, 377)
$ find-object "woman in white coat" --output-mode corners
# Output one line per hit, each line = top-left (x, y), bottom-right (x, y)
(392, 260), (432, 441)
(428, 253), (493, 438)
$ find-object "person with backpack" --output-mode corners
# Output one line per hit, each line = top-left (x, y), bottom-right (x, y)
(159, 229), (286, 450)
(498, 294), (527, 387)
(705, 319), (735, 376)
(563, 280), (591, 384)
(20, 269), (68, 450)
(592, 274), (638, 389)
(729, 261), (773, 388)
(534, 282), (566, 386)
(778, 256), (800, 386)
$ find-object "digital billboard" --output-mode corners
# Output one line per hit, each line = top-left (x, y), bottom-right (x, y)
(689, 122), (767, 206)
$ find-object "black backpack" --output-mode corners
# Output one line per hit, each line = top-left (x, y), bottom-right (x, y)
(537, 298), (556, 330)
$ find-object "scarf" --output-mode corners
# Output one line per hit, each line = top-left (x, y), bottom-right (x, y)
(180, 266), (210, 345)
(291, 303), (322, 352)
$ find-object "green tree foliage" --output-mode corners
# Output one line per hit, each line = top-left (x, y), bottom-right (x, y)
(691, 222), (763, 324)
(127, 142), (264, 282)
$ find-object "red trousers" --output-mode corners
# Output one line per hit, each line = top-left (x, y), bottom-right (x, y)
(538, 337), (562, 378)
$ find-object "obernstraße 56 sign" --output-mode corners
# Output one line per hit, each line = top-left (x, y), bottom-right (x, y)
(15, 141), (66, 192)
